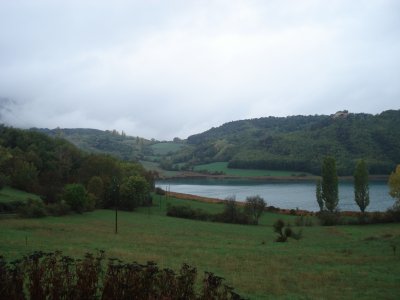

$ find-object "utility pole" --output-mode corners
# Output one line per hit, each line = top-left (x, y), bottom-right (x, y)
(112, 176), (120, 234)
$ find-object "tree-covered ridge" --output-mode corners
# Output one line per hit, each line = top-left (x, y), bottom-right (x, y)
(22, 110), (400, 176)
(0, 125), (155, 211)
(32, 128), (153, 161)
(183, 110), (400, 175)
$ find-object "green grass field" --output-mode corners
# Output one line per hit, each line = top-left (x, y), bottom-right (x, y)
(1, 195), (399, 299)
(194, 162), (314, 177)
(0, 186), (42, 203)
(150, 142), (184, 156)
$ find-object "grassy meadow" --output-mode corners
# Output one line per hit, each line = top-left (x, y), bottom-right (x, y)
(0, 186), (42, 203)
(1, 195), (400, 299)
(193, 162), (314, 177)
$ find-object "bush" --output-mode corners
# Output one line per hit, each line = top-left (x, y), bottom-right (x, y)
(369, 211), (388, 224)
(244, 195), (266, 225)
(62, 184), (88, 213)
(85, 193), (96, 212)
(166, 202), (255, 225)
(0, 173), (9, 190)
(317, 211), (341, 226)
(0, 200), (25, 214)
(295, 215), (314, 227)
(17, 198), (47, 218)
(155, 187), (165, 195)
(386, 206), (400, 222)
(142, 194), (153, 207)
(343, 209), (400, 225)
(214, 198), (252, 225)
(167, 205), (212, 221)
(266, 206), (279, 212)
(46, 201), (71, 216)
(273, 219), (302, 242)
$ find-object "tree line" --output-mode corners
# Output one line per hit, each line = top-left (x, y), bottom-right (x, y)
(316, 156), (400, 224)
(0, 125), (156, 214)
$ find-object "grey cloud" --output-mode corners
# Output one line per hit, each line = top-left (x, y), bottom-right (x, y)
(0, 0), (399, 140)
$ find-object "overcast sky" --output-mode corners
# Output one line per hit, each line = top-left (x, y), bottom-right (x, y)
(0, 0), (399, 140)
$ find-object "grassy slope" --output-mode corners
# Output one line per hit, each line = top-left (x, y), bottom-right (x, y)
(0, 187), (42, 203)
(0, 197), (399, 299)
(150, 142), (184, 155)
(193, 162), (314, 177)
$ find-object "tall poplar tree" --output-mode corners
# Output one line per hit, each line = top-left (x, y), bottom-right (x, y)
(354, 159), (369, 213)
(321, 156), (339, 212)
(388, 165), (400, 208)
(316, 179), (324, 211)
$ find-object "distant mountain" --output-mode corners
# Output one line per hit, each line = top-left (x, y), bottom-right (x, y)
(32, 128), (153, 161)
(177, 110), (400, 175)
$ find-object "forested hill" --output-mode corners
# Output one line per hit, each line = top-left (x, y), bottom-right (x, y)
(32, 128), (152, 161)
(0, 125), (154, 208)
(184, 110), (400, 175)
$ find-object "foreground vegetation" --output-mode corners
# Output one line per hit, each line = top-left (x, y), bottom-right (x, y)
(1, 250), (242, 299)
(1, 196), (400, 299)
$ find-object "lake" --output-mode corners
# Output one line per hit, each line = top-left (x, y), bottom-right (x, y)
(156, 178), (394, 212)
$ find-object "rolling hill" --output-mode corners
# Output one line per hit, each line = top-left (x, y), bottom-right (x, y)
(178, 110), (400, 175)
(32, 128), (153, 161)
(32, 109), (400, 176)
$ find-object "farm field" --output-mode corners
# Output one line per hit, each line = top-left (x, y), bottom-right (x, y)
(1, 195), (399, 299)
(193, 162), (314, 177)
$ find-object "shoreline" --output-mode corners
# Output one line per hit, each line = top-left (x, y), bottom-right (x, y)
(166, 191), (371, 217)
(158, 172), (389, 182)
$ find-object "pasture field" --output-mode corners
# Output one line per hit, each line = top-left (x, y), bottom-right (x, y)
(150, 142), (185, 155)
(0, 186), (42, 203)
(1, 196), (400, 299)
(193, 162), (314, 177)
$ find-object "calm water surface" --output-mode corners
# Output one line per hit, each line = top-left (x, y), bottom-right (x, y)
(156, 179), (393, 212)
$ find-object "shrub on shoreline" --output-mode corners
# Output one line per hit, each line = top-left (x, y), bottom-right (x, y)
(167, 202), (254, 225)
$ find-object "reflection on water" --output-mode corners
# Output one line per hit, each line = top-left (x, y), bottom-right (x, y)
(156, 178), (393, 212)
